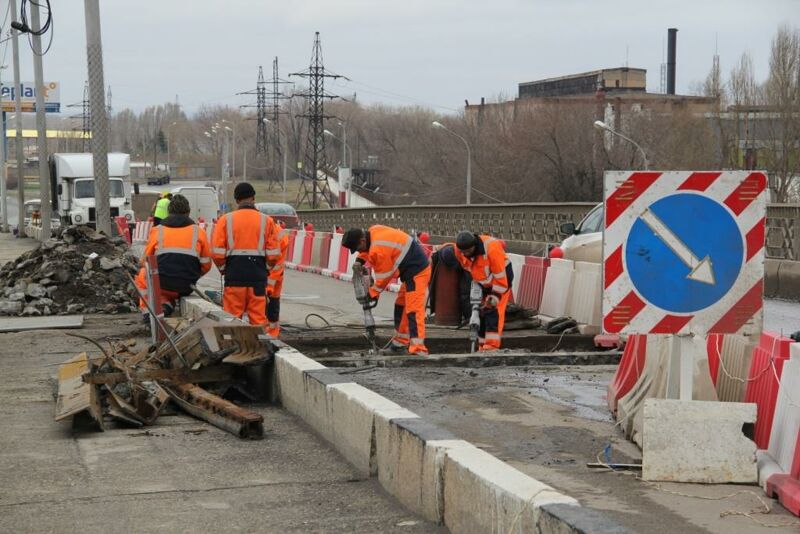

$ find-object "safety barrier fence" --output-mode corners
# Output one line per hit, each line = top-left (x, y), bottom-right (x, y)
(607, 331), (800, 516)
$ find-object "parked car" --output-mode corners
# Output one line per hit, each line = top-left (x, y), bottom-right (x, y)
(554, 203), (603, 263)
(255, 202), (300, 229)
(147, 174), (171, 186)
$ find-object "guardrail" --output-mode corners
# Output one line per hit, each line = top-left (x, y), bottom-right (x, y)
(299, 203), (800, 260)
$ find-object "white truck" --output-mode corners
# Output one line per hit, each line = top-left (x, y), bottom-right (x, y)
(48, 153), (135, 226)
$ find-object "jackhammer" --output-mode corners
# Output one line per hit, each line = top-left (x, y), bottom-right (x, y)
(353, 267), (379, 353)
(469, 281), (483, 353)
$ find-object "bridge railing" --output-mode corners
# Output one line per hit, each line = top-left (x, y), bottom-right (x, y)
(299, 203), (800, 260)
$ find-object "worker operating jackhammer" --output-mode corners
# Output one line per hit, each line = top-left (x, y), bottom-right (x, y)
(452, 231), (514, 351)
(342, 225), (432, 356)
(134, 194), (213, 319)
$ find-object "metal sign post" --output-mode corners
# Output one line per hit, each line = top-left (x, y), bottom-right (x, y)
(602, 170), (767, 399)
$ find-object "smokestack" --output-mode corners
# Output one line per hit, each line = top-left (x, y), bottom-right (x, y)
(667, 28), (677, 95)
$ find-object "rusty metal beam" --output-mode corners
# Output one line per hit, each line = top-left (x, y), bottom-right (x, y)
(164, 384), (264, 439)
(82, 366), (235, 385)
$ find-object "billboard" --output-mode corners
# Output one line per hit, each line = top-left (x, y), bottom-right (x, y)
(0, 81), (61, 113)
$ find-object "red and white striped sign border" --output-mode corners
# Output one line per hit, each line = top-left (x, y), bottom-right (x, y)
(603, 170), (766, 336)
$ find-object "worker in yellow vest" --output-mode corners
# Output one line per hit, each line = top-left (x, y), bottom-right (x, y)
(153, 193), (172, 226)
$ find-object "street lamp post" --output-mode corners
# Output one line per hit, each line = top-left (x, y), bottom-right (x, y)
(323, 129), (353, 207)
(221, 120), (236, 179)
(166, 120), (178, 175)
(432, 121), (472, 205)
(264, 119), (288, 204)
(593, 120), (650, 170)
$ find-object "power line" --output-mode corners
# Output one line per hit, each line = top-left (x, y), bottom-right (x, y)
(290, 31), (348, 209)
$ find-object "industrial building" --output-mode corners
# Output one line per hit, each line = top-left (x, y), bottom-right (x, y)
(518, 67), (647, 99)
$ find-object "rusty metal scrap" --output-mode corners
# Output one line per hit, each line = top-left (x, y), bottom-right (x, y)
(165, 384), (264, 439)
(54, 315), (277, 439)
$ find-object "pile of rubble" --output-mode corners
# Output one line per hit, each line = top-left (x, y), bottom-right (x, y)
(55, 315), (274, 439)
(0, 226), (140, 317)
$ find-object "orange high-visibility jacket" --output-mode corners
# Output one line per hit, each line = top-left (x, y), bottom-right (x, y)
(453, 234), (512, 296)
(143, 217), (212, 294)
(357, 225), (430, 295)
(268, 228), (290, 289)
(211, 206), (280, 287)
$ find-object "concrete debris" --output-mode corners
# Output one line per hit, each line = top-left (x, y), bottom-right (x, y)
(0, 226), (140, 316)
(54, 314), (276, 439)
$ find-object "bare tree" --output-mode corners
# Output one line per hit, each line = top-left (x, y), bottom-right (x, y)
(762, 24), (800, 202)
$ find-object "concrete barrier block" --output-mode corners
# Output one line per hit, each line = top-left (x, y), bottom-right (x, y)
(376, 417), (473, 523)
(180, 296), (238, 322)
(537, 503), (635, 534)
(274, 347), (327, 420)
(539, 258), (574, 319)
(301, 369), (353, 443)
(443, 445), (577, 533)
(327, 383), (410, 476)
(765, 258), (780, 297)
(642, 399), (757, 483)
(778, 260), (800, 300)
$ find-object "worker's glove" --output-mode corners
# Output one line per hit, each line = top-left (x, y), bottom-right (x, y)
(484, 294), (500, 308)
(267, 286), (274, 298)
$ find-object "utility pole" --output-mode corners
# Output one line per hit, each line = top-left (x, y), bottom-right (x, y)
(31, 2), (51, 239)
(0, 66), (8, 233)
(10, 0), (25, 237)
(84, 0), (111, 235)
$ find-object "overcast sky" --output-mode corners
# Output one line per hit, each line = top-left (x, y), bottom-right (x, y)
(5, 0), (799, 116)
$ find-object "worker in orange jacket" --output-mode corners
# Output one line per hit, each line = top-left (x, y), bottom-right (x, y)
(342, 225), (431, 355)
(211, 182), (280, 328)
(265, 220), (290, 338)
(135, 194), (213, 317)
(452, 231), (514, 351)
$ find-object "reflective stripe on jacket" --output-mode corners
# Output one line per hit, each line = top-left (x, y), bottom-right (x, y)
(211, 206), (280, 287)
(453, 234), (513, 295)
(357, 225), (430, 294)
(268, 229), (290, 288)
(143, 215), (212, 294)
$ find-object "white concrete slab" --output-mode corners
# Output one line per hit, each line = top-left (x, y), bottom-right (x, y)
(642, 399), (758, 483)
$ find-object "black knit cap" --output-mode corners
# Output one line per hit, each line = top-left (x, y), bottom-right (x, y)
(342, 228), (365, 253)
(456, 231), (478, 250)
(234, 182), (256, 201)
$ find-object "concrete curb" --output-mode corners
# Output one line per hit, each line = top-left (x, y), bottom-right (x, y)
(181, 297), (633, 533)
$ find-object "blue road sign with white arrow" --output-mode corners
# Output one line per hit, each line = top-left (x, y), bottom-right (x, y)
(625, 193), (744, 314)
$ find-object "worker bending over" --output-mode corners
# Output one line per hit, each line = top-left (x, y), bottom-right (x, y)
(453, 231), (514, 351)
(211, 182), (280, 328)
(266, 220), (289, 338)
(342, 225), (431, 355)
(135, 194), (212, 317)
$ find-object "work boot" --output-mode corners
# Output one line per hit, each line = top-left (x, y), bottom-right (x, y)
(378, 341), (408, 356)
